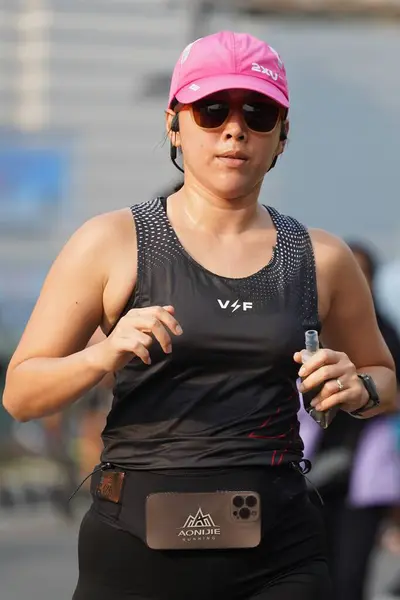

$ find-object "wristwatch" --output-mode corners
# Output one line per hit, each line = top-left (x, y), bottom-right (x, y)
(349, 373), (380, 418)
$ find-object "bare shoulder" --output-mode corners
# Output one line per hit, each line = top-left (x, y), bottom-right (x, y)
(308, 228), (353, 273)
(306, 229), (394, 373)
(67, 208), (135, 260)
(58, 207), (136, 294)
(306, 228), (365, 322)
(7, 207), (136, 370)
(308, 227), (362, 288)
(69, 207), (137, 330)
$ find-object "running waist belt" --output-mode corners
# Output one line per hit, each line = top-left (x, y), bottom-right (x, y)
(89, 462), (310, 551)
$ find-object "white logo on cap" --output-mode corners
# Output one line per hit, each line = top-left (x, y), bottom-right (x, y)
(181, 38), (203, 65)
(189, 84), (200, 91)
(251, 63), (278, 81)
(268, 46), (284, 70)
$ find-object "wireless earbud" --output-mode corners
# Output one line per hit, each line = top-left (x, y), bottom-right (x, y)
(171, 115), (180, 133)
(269, 125), (287, 172)
(170, 114), (184, 173)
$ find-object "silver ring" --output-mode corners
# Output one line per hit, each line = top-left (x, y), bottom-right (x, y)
(336, 378), (344, 392)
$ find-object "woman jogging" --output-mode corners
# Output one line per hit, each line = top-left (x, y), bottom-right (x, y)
(2, 31), (396, 600)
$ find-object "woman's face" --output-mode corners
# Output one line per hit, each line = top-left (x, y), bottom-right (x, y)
(166, 89), (287, 200)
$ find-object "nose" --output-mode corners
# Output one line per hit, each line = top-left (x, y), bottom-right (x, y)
(222, 107), (248, 142)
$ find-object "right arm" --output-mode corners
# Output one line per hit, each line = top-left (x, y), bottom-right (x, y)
(2, 212), (122, 421)
(2, 207), (182, 423)
(3, 207), (183, 423)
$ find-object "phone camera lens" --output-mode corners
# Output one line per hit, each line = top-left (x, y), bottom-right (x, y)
(245, 495), (257, 508)
(233, 495), (244, 508)
(239, 507), (251, 519)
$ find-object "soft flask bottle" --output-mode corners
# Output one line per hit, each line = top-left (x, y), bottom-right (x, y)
(301, 330), (338, 429)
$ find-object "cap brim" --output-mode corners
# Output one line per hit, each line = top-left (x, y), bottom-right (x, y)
(173, 73), (289, 108)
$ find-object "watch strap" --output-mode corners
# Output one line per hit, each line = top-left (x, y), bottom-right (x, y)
(349, 374), (380, 417)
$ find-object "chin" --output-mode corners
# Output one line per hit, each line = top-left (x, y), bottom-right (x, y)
(216, 188), (255, 202)
(210, 177), (258, 201)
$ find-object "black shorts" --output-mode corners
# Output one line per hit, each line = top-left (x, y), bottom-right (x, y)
(72, 466), (331, 600)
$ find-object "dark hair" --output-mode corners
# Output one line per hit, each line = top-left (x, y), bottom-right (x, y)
(346, 240), (379, 282)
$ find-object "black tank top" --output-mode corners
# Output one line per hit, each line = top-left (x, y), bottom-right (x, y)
(101, 197), (320, 470)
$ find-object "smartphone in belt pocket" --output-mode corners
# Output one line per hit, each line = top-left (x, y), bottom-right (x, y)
(146, 490), (261, 550)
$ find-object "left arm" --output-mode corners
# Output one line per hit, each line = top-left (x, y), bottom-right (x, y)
(296, 232), (397, 418)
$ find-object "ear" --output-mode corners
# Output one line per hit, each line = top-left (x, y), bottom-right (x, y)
(165, 109), (181, 148)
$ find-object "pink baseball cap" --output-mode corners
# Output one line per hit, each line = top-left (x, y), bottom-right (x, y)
(168, 31), (289, 110)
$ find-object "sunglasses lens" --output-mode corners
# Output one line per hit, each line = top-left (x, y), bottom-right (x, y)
(191, 94), (281, 132)
(243, 102), (280, 133)
(192, 100), (230, 129)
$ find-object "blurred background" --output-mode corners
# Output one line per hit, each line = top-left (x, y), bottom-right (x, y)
(1, 1), (400, 599)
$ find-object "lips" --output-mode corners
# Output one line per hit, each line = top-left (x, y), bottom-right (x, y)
(218, 151), (249, 160)
(216, 150), (249, 168)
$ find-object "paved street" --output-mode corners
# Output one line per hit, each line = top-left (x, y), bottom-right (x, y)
(0, 508), (80, 600)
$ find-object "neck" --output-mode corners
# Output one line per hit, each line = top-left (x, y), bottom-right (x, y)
(170, 178), (268, 236)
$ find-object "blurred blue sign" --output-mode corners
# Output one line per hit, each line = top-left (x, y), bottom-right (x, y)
(0, 143), (69, 233)
(0, 263), (49, 354)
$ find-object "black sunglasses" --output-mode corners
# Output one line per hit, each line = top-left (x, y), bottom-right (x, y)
(189, 92), (282, 133)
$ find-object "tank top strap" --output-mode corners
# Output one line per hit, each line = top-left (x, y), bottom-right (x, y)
(130, 198), (181, 303)
(266, 206), (320, 331)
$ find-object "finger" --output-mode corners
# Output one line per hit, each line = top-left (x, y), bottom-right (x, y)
(150, 319), (174, 354)
(132, 330), (153, 348)
(318, 378), (348, 401)
(152, 306), (183, 335)
(298, 364), (345, 394)
(297, 349), (341, 378)
(310, 390), (350, 412)
(155, 306), (182, 335)
(163, 305), (175, 315)
(293, 352), (303, 365)
(134, 307), (183, 336)
(130, 332), (153, 364)
(132, 315), (173, 353)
